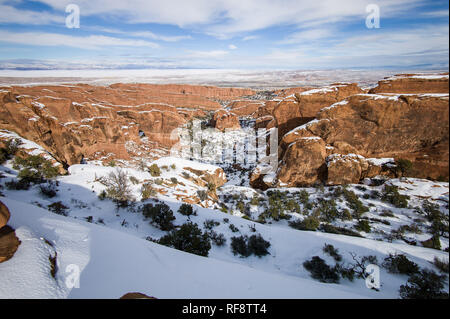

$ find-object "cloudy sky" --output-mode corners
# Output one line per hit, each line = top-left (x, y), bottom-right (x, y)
(0, 0), (448, 70)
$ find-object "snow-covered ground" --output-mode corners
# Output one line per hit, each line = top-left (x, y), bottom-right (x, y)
(1, 152), (448, 299)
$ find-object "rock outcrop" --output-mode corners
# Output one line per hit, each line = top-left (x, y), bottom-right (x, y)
(369, 74), (449, 94)
(255, 83), (363, 139)
(268, 92), (449, 187)
(0, 201), (21, 263)
(210, 110), (241, 131)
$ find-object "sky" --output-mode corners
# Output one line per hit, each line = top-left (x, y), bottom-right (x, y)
(0, 0), (448, 70)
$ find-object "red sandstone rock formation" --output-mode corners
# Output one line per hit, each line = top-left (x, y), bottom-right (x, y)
(0, 84), (255, 166)
(369, 74), (449, 94)
(0, 201), (21, 263)
(269, 93), (449, 187)
(210, 110), (241, 131)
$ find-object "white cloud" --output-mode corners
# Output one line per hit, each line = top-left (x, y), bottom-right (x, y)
(278, 28), (333, 44)
(228, 44), (237, 50)
(186, 50), (229, 58)
(0, 4), (63, 24)
(242, 35), (259, 41)
(0, 30), (160, 49)
(30, 0), (426, 36)
(91, 27), (192, 42)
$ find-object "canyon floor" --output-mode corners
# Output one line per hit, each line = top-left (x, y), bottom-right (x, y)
(0, 70), (448, 299)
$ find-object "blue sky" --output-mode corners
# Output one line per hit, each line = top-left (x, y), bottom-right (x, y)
(0, 0), (448, 70)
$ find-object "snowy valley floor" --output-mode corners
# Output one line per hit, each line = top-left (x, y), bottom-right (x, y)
(0, 155), (449, 299)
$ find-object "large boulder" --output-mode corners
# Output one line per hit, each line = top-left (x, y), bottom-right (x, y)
(0, 201), (21, 263)
(0, 200), (10, 229)
(277, 137), (327, 187)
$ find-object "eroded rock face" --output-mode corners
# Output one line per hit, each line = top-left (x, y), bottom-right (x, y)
(272, 92), (449, 186)
(255, 83), (363, 139)
(369, 74), (449, 94)
(210, 110), (241, 132)
(277, 137), (327, 187)
(0, 84), (255, 166)
(0, 200), (10, 229)
(0, 201), (21, 264)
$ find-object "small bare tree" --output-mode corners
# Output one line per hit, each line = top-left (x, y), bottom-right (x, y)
(99, 169), (134, 206)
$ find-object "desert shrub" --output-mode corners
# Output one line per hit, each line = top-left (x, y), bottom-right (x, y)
(129, 176), (139, 185)
(399, 269), (449, 299)
(355, 220), (371, 233)
(250, 194), (261, 206)
(380, 210), (395, 218)
(316, 199), (339, 222)
(370, 190), (381, 199)
(203, 219), (220, 230)
(12, 155), (59, 186)
(303, 256), (340, 283)
(107, 160), (116, 167)
(48, 201), (68, 216)
(197, 190), (208, 201)
(229, 224), (239, 233)
(208, 231), (226, 246)
(381, 185), (409, 208)
(142, 203), (175, 231)
(0, 138), (21, 164)
(158, 222), (211, 257)
(339, 209), (353, 221)
(319, 224), (363, 237)
(247, 234), (271, 257)
(99, 169), (134, 206)
(432, 257), (449, 274)
(154, 178), (163, 185)
(230, 234), (270, 258)
(394, 158), (413, 177)
(0, 149), (7, 164)
(297, 190), (310, 204)
(5, 177), (32, 190)
(148, 164), (161, 177)
(170, 164), (176, 170)
(398, 223), (422, 234)
(170, 177), (178, 184)
(343, 189), (369, 218)
(382, 253), (419, 275)
(420, 201), (448, 236)
(141, 183), (157, 200)
(230, 235), (250, 257)
(98, 189), (107, 200)
(178, 203), (195, 216)
(285, 199), (301, 214)
(39, 181), (58, 198)
(288, 215), (320, 231)
(323, 244), (342, 262)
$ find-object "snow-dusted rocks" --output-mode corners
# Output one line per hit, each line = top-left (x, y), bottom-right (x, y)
(370, 73), (449, 94)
